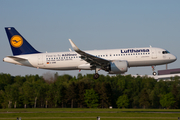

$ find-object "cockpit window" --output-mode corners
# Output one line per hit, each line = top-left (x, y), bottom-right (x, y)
(162, 50), (170, 54)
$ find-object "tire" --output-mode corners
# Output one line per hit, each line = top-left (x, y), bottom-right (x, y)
(93, 73), (99, 79)
(152, 72), (157, 76)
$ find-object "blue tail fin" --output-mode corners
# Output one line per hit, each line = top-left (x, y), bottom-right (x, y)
(5, 27), (40, 56)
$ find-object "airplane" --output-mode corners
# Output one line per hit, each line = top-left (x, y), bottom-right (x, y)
(3, 27), (177, 79)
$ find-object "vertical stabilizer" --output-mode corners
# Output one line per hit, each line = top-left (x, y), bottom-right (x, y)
(5, 27), (40, 55)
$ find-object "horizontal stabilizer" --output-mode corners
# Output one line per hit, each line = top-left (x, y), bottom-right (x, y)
(6, 56), (27, 61)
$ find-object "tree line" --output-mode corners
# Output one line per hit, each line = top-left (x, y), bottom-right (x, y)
(0, 72), (180, 109)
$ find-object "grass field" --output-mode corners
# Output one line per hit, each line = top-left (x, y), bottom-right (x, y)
(0, 108), (180, 120)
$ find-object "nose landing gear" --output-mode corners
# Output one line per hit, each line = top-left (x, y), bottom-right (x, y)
(153, 71), (157, 76)
(152, 66), (157, 76)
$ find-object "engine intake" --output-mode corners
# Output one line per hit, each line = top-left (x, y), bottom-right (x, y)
(109, 60), (128, 74)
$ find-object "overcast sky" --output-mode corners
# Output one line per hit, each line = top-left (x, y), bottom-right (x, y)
(0, 0), (180, 77)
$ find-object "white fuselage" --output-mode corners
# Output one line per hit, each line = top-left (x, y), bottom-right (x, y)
(3, 47), (177, 72)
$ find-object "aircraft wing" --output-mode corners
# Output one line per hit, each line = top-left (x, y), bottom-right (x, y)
(69, 39), (110, 69)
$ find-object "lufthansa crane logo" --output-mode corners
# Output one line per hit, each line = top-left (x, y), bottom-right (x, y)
(10, 35), (23, 48)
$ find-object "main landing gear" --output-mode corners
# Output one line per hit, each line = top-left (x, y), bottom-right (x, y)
(93, 73), (99, 79)
(152, 66), (157, 76)
(93, 67), (100, 79)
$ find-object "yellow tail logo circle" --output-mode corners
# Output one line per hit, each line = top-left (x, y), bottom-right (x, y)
(10, 35), (23, 48)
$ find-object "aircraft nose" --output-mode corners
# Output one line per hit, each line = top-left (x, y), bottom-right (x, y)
(172, 54), (177, 62)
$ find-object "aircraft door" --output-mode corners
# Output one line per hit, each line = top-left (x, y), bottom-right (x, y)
(151, 48), (157, 59)
(38, 55), (44, 65)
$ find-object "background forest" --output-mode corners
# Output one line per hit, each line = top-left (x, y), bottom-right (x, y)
(0, 73), (180, 109)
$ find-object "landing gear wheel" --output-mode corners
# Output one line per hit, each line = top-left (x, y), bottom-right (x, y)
(151, 66), (157, 76)
(93, 73), (99, 79)
(152, 72), (157, 76)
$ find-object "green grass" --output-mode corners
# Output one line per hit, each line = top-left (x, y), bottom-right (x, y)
(1, 108), (180, 112)
(0, 108), (180, 120)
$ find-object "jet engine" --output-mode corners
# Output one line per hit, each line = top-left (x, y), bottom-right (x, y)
(108, 60), (128, 74)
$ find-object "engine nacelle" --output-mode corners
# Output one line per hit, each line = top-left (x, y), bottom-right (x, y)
(109, 60), (128, 74)
(78, 63), (92, 70)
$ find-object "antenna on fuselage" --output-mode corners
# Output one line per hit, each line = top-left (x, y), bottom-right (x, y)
(69, 48), (72, 52)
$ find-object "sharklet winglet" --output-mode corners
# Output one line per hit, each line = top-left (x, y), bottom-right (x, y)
(69, 39), (80, 51)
